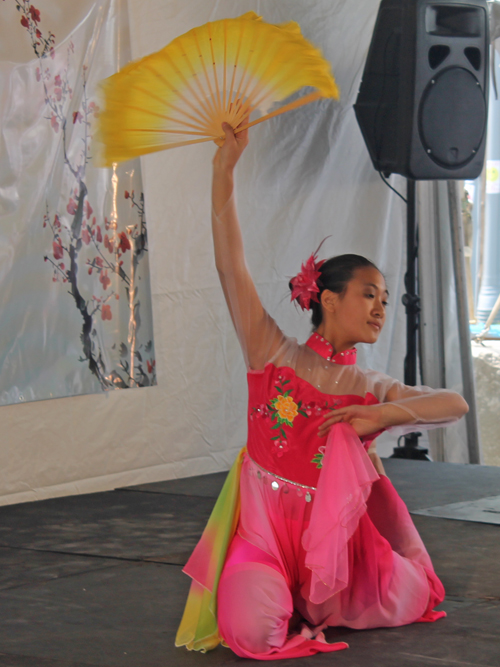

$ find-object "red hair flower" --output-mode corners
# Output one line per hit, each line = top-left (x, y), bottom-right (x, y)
(290, 238), (330, 311)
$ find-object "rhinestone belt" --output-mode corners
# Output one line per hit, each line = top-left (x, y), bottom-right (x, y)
(246, 453), (317, 502)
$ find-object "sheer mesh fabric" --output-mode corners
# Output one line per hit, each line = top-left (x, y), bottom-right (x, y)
(213, 194), (464, 434)
(269, 337), (463, 432)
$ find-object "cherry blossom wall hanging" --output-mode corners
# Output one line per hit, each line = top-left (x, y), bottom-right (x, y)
(0, 0), (156, 404)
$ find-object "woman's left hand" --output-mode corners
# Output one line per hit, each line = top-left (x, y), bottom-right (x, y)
(318, 404), (388, 439)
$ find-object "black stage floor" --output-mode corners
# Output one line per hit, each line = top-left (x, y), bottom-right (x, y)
(0, 458), (499, 667)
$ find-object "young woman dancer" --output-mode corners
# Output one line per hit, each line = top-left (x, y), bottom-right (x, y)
(176, 120), (468, 660)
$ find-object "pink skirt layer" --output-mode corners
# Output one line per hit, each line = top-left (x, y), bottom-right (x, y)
(217, 423), (445, 660)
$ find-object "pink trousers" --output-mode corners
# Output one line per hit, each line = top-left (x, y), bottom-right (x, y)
(217, 473), (445, 660)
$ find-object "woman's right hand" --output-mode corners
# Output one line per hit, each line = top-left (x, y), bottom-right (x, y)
(213, 116), (249, 173)
(318, 403), (388, 439)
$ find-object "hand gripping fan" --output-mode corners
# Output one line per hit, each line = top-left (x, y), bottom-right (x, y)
(97, 11), (339, 165)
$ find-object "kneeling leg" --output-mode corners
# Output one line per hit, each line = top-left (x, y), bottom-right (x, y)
(218, 559), (293, 657)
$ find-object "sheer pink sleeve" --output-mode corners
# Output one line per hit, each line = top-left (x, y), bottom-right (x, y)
(365, 370), (468, 433)
(212, 193), (286, 370)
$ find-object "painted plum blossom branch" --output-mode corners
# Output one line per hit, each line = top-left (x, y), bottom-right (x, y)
(9, 0), (156, 390)
(13, 0), (55, 59)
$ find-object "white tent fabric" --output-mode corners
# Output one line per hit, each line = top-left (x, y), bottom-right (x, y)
(418, 181), (469, 463)
(0, 0), (468, 506)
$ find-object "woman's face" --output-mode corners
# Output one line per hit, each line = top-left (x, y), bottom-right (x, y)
(323, 266), (388, 348)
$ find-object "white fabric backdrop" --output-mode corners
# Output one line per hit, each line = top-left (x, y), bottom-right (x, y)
(0, 0), (467, 506)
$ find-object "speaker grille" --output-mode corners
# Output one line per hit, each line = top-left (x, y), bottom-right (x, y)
(418, 67), (486, 168)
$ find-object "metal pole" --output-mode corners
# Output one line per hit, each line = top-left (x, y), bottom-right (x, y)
(391, 179), (429, 460)
(404, 179), (418, 387)
(447, 180), (482, 464)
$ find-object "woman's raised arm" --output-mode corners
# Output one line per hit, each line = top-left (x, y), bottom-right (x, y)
(212, 121), (284, 369)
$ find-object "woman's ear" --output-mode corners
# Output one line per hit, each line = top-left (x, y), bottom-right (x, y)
(321, 289), (339, 315)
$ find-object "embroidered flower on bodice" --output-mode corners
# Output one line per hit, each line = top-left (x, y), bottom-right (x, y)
(272, 439), (290, 457)
(271, 394), (299, 426)
(250, 373), (344, 462)
(260, 376), (308, 457)
(250, 404), (270, 420)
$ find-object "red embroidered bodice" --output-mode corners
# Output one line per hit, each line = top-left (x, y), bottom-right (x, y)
(246, 333), (380, 488)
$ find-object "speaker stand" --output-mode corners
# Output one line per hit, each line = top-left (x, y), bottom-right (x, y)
(391, 179), (430, 460)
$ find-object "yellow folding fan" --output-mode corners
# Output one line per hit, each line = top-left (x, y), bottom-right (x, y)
(97, 12), (339, 165)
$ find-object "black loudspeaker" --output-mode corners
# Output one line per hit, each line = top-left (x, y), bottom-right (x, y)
(354, 0), (489, 180)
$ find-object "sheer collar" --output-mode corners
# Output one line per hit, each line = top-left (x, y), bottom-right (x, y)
(305, 332), (357, 365)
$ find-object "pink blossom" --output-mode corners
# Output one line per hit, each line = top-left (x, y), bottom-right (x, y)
(117, 231), (131, 253)
(35, 67), (41, 82)
(20, 16), (29, 29)
(101, 304), (112, 321)
(87, 101), (100, 118)
(99, 270), (111, 290)
(66, 198), (77, 215)
(54, 87), (62, 102)
(29, 6), (41, 23)
(53, 239), (63, 260)
(81, 228), (91, 245)
(50, 114), (59, 133)
(96, 226), (102, 243)
(272, 440), (290, 458)
(104, 234), (114, 254)
(72, 111), (82, 124)
(253, 404), (270, 419)
(84, 200), (93, 220)
(54, 74), (62, 87)
(95, 257), (103, 268)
